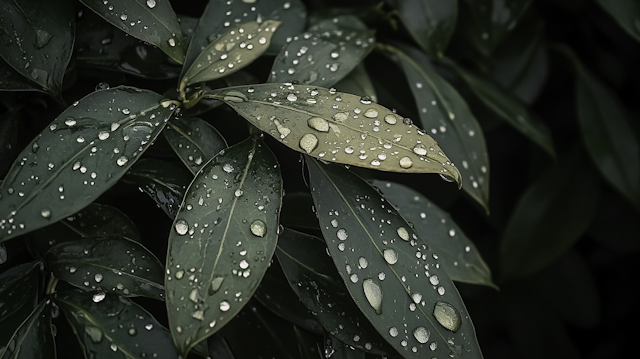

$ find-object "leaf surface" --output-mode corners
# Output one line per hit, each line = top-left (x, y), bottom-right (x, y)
(0, 262), (39, 323)
(164, 117), (227, 175)
(596, 0), (640, 43)
(334, 63), (378, 103)
(165, 137), (283, 356)
(0, 300), (55, 359)
(307, 159), (483, 359)
(0, 86), (176, 243)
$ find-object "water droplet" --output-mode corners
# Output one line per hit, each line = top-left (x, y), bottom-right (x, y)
(384, 114), (398, 125)
(65, 118), (76, 126)
(430, 275), (439, 285)
(413, 327), (430, 344)
(98, 131), (110, 140)
(192, 310), (204, 320)
(95, 273), (103, 283)
(145, 324), (153, 330)
(220, 301), (231, 311)
(383, 249), (398, 264)
(116, 156), (128, 166)
(399, 156), (413, 168)
(439, 173), (454, 183)
(363, 108), (378, 118)
(85, 326), (103, 343)
(223, 164), (234, 173)
(337, 228), (348, 240)
(250, 219), (266, 237)
(92, 292), (106, 303)
(350, 273), (358, 283)
(332, 112), (348, 122)
(258, 37), (267, 44)
(168, 38), (176, 47)
(411, 292), (422, 304)
(209, 276), (225, 295)
(299, 134), (318, 154)
(389, 327), (398, 337)
(308, 117), (329, 132)
(120, 14), (128, 21)
(41, 209), (51, 218)
(146, 0), (156, 8)
(358, 256), (368, 269)
(363, 279), (383, 314)
(413, 144), (427, 156)
(175, 219), (189, 235)
(433, 301), (461, 332)
(69, 267), (77, 273)
(397, 227), (409, 241)
(287, 93), (297, 101)
(110, 343), (118, 352)
(235, 189), (243, 197)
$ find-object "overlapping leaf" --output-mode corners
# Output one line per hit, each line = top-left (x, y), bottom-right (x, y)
(334, 63), (378, 103)
(386, 44), (489, 209)
(280, 192), (319, 230)
(80, 0), (187, 64)
(164, 117), (228, 175)
(596, 0), (640, 43)
(45, 236), (165, 300)
(165, 137), (283, 356)
(269, 16), (375, 87)
(0, 262), (39, 321)
(208, 83), (462, 184)
(55, 290), (179, 359)
(0, 300), (55, 359)
(0, 86), (177, 243)
(307, 158), (483, 359)
(0, 60), (45, 93)
(372, 180), (495, 288)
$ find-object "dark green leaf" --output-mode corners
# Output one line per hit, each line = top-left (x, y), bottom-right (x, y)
(386, 44), (489, 209)
(124, 158), (192, 219)
(0, 0), (75, 95)
(293, 326), (322, 359)
(165, 137), (283, 356)
(0, 300), (55, 359)
(276, 228), (396, 355)
(208, 84), (462, 183)
(178, 15), (199, 46)
(80, 0), (187, 64)
(325, 334), (366, 359)
(55, 289), (179, 358)
(459, 0), (532, 55)
(181, 20), (281, 91)
(280, 192), (319, 230)
(0, 59), (45, 92)
(596, 0), (640, 43)
(500, 149), (600, 280)
(45, 236), (165, 300)
(269, 16), (375, 87)
(0, 261), (39, 322)
(207, 334), (235, 359)
(180, 0), (306, 80)
(443, 58), (555, 156)
(372, 180), (495, 288)
(0, 108), (20, 177)
(26, 203), (141, 258)
(387, 0), (457, 58)
(307, 159), (483, 359)
(334, 63), (378, 103)
(164, 117), (228, 175)
(575, 62), (640, 208)
(0, 86), (177, 243)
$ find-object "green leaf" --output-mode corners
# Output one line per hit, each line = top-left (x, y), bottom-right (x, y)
(387, 0), (457, 58)
(124, 159), (192, 219)
(0, 86), (176, 243)
(0, 0), (75, 95)
(500, 149), (601, 280)
(0, 108), (20, 177)
(26, 203), (140, 258)
(575, 62), (640, 208)
(0, 261), (39, 323)
(55, 289), (179, 359)
(372, 180), (495, 288)
(307, 159), (483, 359)
(0, 59), (45, 92)
(208, 84), (462, 184)
(0, 300), (55, 359)
(334, 63), (378, 103)
(79, 0), (187, 64)
(164, 117), (228, 175)
(269, 16), (375, 87)
(276, 228), (397, 355)
(596, 0), (640, 43)
(45, 236), (165, 300)
(165, 137), (283, 356)
(181, 20), (280, 92)
(280, 192), (319, 230)
(180, 0), (306, 80)
(207, 334), (235, 359)
(443, 58), (555, 157)
(385, 44), (489, 209)
(459, 0), (532, 56)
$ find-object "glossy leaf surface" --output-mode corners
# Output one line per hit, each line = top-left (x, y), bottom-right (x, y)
(80, 0), (187, 64)
(55, 290), (179, 359)
(307, 159), (483, 359)
(276, 228), (396, 355)
(596, 0), (640, 43)
(164, 117), (227, 175)
(165, 137), (283, 355)
(387, 0), (457, 58)
(0, 300), (55, 359)
(0, 0), (74, 95)
(388, 44), (489, 209)
(0, 261), (39, 321)
(209, 84), (462, 183)
(45, 236), (165, 300)
(269, 16), (375, 87)
(0, 59), (45, 92)
(0, 86), (176, 243)
(372, 180), (495, 288)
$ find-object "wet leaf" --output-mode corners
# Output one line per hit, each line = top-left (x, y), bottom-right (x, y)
(26, 203), (141, 258)
(165, 137), (283, 356)
(180, 0), (306, 80)
(208, 83), (462, 184)
(0, 0), (75, 95)
(459, 0), (532, 55)
(55, 289), (179, 359)
(0, 261), (39, 322)
(386, 44), (489, 209)
(325, 333), (366, 359)
(575, 62), (640, 208)
(443, 58), (555, 157)
(595, 0), (640, 43)
(276, 228), (397, 355)
(500, 149), (601, 280)
(124, 159), (192, 219)
(280, 192), (319, 230)
(307, 159), (483, 359)
(269, 16), (375, 88)
(334, 63), (378, 103)
(0, 59), (45, 92)
(164, 117), (228, 175)
(45, 236), (165, 300)
(387, 0), (457, 58)
(80, 0), (187, 64)
(372, 180), (495, 288)
(0, 300), (55, 359)
(181, 20), (281, 91)
(0, 86), (177, 243)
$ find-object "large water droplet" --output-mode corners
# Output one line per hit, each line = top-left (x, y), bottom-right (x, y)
(399, 156), (413, 169)
(92, 292), (106, 303)
(95, 273), (103, 283)
(383, 249), (398, 264)
(84, 326), (103, 343)
(250, 219), (266, 237)
(146, 0), (156, 8)
(384, 114), (398, 124)
(308, 117), (329, 132)
(413, 144), (427, 156)
(299, 134), (318, 154)
(220, 301), (230, 311)
(413, 327), (430, 344)
(433, 301), (461, 332)
(389, 327), (398, 337)
(336, 228), (348, 240)
(363, 108), (378, 118)
(175, 219), (189, 235)
(397, 227), (409, 241)
(209, 276), (225, 295)
(363, 279), (383, 314)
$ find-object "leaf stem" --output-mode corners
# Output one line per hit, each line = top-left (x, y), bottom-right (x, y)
(46, 273), (59, 295)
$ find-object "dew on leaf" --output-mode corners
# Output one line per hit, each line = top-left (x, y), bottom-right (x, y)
(175, 219), (189, 235)
(85, 326), (103, 343)
(250, 219), (266, 237)
(399, 156), (413, 168)
(308, 117), (330, 132)
(92, 292), (106, 303)
(220, 301), (231, 311)
(396, 227), (409, 241)
(363, 279), (383, 314)
(299, 134), (319, 154)
(383, 249), (398, 264)
(433, 301), (461, 332)
(413, 327), (430, 344)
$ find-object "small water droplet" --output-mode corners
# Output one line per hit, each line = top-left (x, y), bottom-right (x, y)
(433, 301), (461, 332)
(411, 292), (422, 304)
(363, 278), (383, 314)
(98, 131), (110, 140)
(92, 292), (106, 303)
(287, 93), (297, 101)
(358, 256), (368, 269)
(95, 273), (103, 283)
(116, 156), (128, 166)
(413, 327), (430, 344)
(146, 0), (156, 8)
(413, 144), (427, 156)
(383, 249), (398, 264)
(168, 38), (176, 47)
(250, 219), (266, 237)
(41, 209), (51, 218)
(120, 14), (128, 21)
(220, 301), (231, 311)
(258, 37), (267, 44)
(337, 228), (348, 240)
(399, 156), (413, 168)
(299, 134), (318, 154)
(389, 327), (398, 337)
(145, 324), (153, 330)
(128, 328), (137, 336)
(175, 219), (189, 235)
